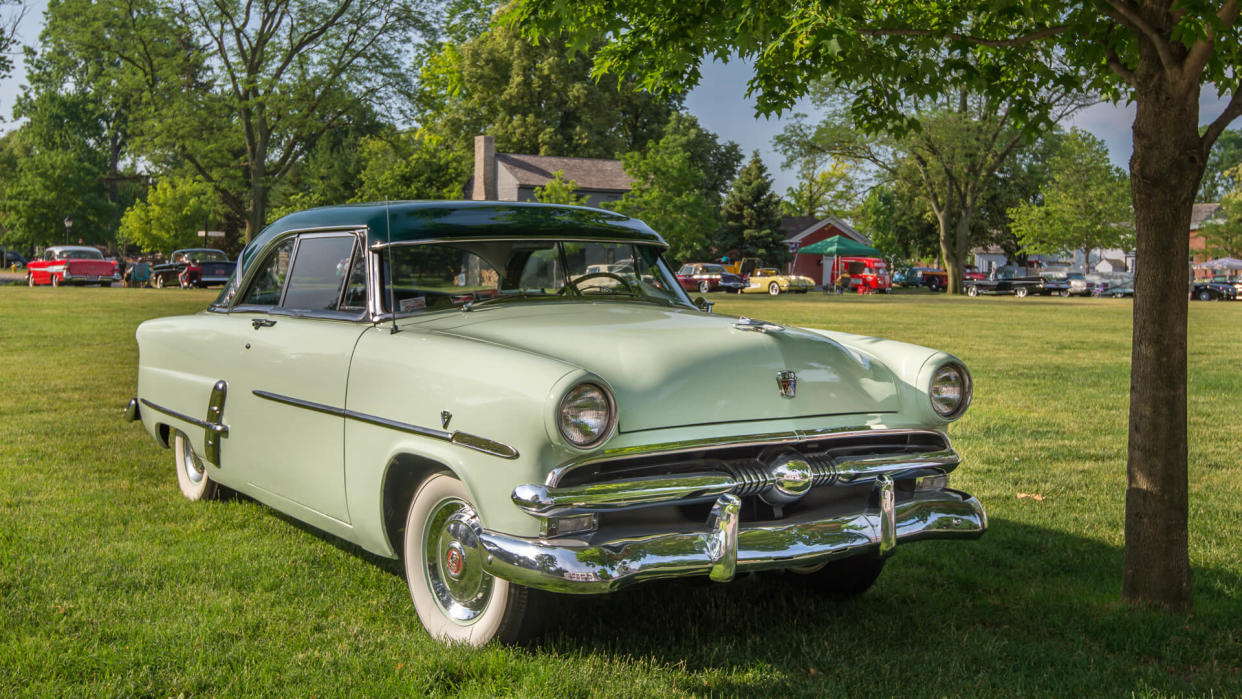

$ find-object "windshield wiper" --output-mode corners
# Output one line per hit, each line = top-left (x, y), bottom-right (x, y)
(461, 290), (536, 312)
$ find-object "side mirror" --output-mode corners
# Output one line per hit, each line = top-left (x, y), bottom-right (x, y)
(693, 296), (714, 313)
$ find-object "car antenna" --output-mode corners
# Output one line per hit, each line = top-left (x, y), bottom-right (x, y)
(385, 203), (399, 334)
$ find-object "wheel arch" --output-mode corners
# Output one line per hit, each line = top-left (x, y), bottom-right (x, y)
(381, 452), (458, 559)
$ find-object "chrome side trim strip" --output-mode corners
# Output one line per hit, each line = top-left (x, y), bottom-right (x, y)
(545, 427), (949, 486)
(140, 398), (229, 434)
(204, 381), (228, 465)
(252, 390), (519, 460)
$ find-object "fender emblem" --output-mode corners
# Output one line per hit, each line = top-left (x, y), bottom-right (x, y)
(441, 411), (453, 429)
(777, 370), (797, 399)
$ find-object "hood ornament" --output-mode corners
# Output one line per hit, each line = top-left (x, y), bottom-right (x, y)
(777, 370), (797, 399)
(733, 317), (784, 333)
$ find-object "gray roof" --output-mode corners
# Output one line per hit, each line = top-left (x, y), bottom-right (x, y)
(497, 153), (632, 192)
(1191, 203), (1223, 230)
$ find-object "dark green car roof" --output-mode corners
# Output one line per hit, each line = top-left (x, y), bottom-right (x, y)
(242, 201), (666, 269)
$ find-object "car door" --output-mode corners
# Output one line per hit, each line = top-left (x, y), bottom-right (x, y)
(218, 231), (369, 525)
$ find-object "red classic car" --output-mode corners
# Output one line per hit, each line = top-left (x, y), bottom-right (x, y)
(675, 263), (748, 293)
(26, 246), (119, 287)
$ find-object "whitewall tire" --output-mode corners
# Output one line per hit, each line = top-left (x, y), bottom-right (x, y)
(768, 282), (780, 296)
(403, 473), (543, 645)
(173, 431), (221, 501)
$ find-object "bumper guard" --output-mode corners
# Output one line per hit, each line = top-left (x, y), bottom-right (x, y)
(475, 478), (985, 594)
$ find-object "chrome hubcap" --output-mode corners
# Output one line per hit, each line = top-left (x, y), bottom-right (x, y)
(180, 438), (205, 484)
(424, 499), (492, 623)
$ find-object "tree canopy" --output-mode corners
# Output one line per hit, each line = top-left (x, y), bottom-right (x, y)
(719, 151), (787, 264)
(509, 0), (1242, 612)
(1010, 129), (1133, 266)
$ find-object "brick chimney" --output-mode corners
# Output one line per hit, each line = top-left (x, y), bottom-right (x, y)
(472, 135), (497, 201)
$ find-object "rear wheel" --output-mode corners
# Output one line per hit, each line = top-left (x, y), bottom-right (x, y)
(785, 553), (886, 598)
(768, 282), (780, 296)
(154, 274), (165, 289)
(51, 274), (60, 287)
(173, 431), (221, 501)
(927, 278), (941, 292)
(404, 473), (545, 645)
(1198, 289), (1212, 301)
(26, 274), (34, 287)
(966, 285), (978, 297)
(1060, 289), (1070, 297)
(698, 280), (711, 294)
(1014, 287), (1028, 299)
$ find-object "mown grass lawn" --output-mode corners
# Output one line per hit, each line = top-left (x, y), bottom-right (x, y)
(1, 286), (1239, 696)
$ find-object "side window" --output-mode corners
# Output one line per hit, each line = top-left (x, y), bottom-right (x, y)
(282, 235), (357, 312)
(239, 239), (295, 307)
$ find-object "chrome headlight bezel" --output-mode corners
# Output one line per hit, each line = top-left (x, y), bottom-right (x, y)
(556, 382), (617, 449)
(929, 362), (972, 420)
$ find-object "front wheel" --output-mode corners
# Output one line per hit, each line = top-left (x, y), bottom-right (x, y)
(785, 553), (886, 598)
(698, 280), (711, 294)
(154, 274), (165, 289)
(966, 285), (979, 297)
(51, 274), (60, 287)
(768, 282), (780, 296)
(1198, 289), (1212, 301)
(26, 274), (34, 287)
(173, 431), (221, 501)
(404, 473), (545, 646)
(1014, 287), (1028, 299)
(928, 279), (941, 292)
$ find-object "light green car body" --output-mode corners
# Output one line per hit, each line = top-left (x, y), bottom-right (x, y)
(131, 201), (983, 602)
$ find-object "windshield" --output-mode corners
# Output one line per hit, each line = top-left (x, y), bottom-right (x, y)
(381, 240), (691, 315)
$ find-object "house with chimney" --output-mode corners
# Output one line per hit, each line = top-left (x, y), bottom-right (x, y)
(467, 135), (632, 207)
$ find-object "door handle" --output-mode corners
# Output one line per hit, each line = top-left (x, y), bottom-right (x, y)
(252, 318), (277, 329)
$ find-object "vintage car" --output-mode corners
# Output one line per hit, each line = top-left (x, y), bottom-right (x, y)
(742, 267), (815, 295)
(675, 262), (748, 293)
(964, 267), (1044, 298)
(126, 201), (985, 646)
(26, 245), (119, 286)
(899, 266), (947, 292)
(151, 248), (234, 288)
(1191, 280), (1237, 301)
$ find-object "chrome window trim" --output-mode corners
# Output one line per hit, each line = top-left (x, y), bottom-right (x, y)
(223, 227), (369, 314)
(544, 427), (950, 487)
(252, 390), (519, 460)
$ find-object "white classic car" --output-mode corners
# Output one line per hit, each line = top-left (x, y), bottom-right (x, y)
(127, 201), (985, 645)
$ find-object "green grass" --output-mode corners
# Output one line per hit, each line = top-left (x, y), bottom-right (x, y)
(1, 286), (1240, 696)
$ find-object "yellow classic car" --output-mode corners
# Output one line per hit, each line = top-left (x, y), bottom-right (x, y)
(743, 267), (816, 295)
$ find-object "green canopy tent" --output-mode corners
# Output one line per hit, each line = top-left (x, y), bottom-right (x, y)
(796, 237), (883, 288)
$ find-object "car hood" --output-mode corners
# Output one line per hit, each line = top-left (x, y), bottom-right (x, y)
(413, 302), (902, 433)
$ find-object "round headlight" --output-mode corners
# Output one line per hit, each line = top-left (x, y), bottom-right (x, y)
(558, 383), (615, 448)
(930, 363), (972, 419)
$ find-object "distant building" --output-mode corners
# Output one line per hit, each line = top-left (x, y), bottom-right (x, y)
(466, 135), (631, 207)
(1189, 202), (1224, 279)
(781, 215), (873, 286)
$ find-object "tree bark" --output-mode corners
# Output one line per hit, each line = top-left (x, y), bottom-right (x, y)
(1123, 76), (1202, 612)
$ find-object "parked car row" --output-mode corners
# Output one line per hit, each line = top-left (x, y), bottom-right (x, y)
(22, 246), (235, 289)
(676, 263), (815, 295)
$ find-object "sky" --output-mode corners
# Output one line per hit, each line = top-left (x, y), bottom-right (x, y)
(0, 5), (1234, 196)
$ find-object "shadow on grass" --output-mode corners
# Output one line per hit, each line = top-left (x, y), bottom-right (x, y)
(254, 500), (1242, 694)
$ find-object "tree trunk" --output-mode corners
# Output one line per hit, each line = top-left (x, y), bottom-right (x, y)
(1123, 79), (1203, 612)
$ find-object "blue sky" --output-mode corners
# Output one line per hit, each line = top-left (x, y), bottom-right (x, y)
(1, 5), (1233, 195)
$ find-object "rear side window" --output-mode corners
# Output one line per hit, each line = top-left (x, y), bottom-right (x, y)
(282, 235), (357, 311)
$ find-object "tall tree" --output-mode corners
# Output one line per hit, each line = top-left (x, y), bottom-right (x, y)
(784, 87), (1080, 292)
(718, 151), (787, 264)
(511, 0), (1242, 611)
(1197, 128), (1242, 202)
(52, 0), (432, 242)
(606, 113), (739, 263)
(415, 22), (679, 158)
(348, 130), (469, 204)
(773, 117), (862, 219)
(1198, 164), (1242, 257)
(0, 0), (26, 95)
(533, 171), (588, 205)
(855, 183), (940, 264)
(1010, 129), (1134, 267)
(118, 176), (215, 252)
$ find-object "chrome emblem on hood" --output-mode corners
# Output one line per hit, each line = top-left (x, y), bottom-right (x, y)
(777, 370), (797, 399)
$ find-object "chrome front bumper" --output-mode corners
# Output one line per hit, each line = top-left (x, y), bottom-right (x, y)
(475, 480), (986, 594)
